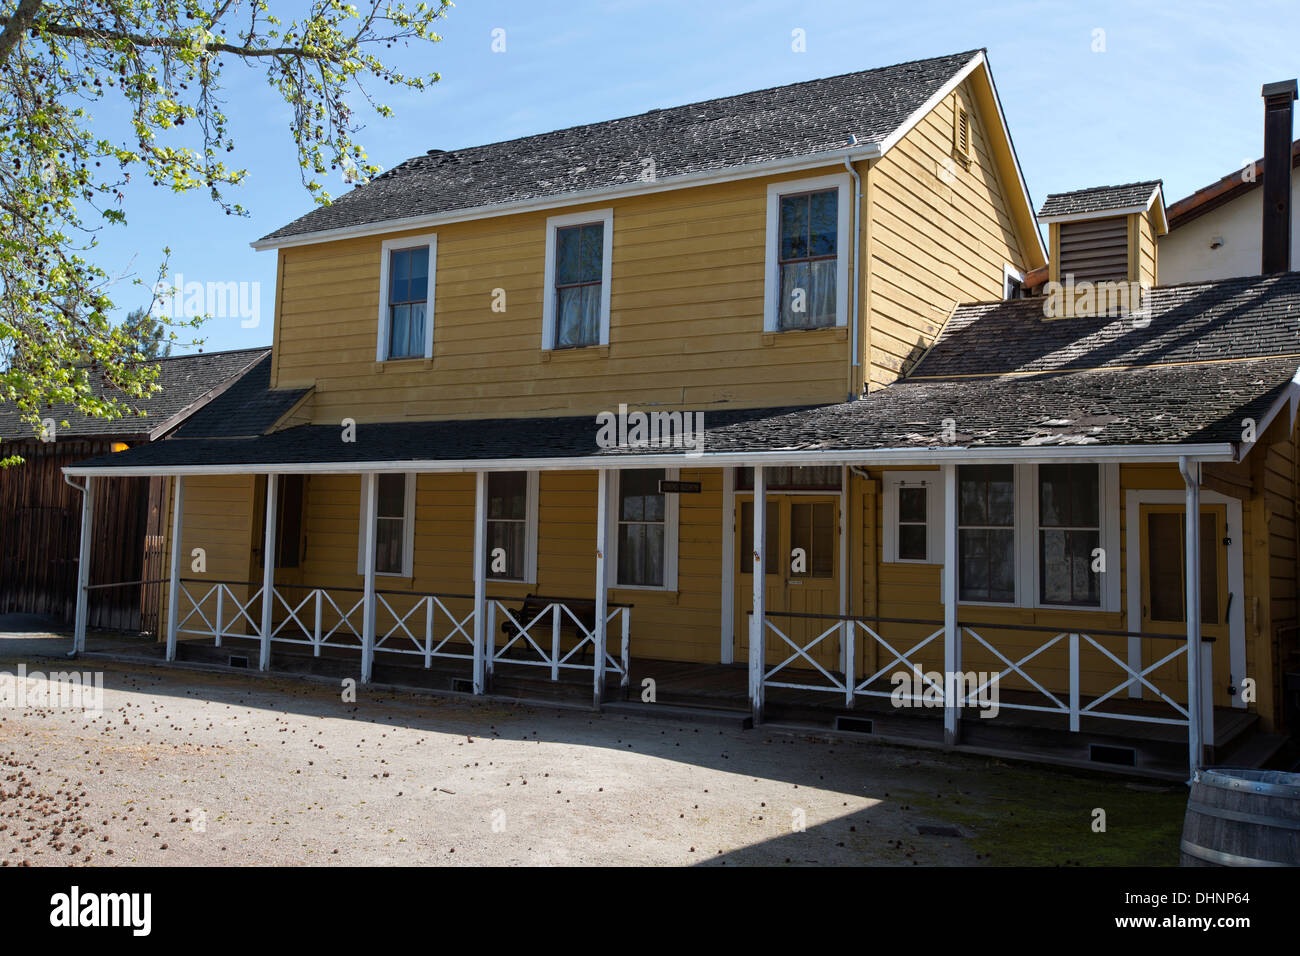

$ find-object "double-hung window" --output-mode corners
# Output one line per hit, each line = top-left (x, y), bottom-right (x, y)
(611, 469), (679, 590)
(957, 465), (1016, 603)
(378, 235), (436, 361)
(1037, 464), (1101, 607)
(485, 472), (538, 582)
(765, 174), (850, 332)
(357, 474), (415, 577)
(778, 189), (838, 329)
(543, 209), (613, 350)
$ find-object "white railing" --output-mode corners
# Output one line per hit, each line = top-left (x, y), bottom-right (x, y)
(488, 598), (629, 686)
(755, 612), (1214, 744)
(176, 579), (266, 645)
(759, 613), (947, 708)
(174, 581), (630, 689)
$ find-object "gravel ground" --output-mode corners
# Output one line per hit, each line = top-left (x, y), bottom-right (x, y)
(0, 636), (1185, 867)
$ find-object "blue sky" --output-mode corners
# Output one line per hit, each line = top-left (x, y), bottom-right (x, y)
(94, 0), (1300, 353)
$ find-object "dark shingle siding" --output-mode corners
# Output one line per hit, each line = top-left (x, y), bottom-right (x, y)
(914, 272), (1300, 379)
(1038, 180), (1161, 218)
(0, 347), (269, 441)
(262, 51), (981, 242)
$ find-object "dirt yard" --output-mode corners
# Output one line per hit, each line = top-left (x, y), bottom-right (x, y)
(0, 640), (1188, 866)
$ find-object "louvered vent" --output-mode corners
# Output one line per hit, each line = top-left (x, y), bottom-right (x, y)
(1058, 216), (1129, 283)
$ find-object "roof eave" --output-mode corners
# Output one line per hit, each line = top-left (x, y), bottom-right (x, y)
(63, 441), (1240, 478)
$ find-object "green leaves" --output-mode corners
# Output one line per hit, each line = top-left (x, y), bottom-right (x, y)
(0, 0), (448, 439)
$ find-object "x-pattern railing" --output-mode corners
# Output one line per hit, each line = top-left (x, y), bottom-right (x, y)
(177, 580), (264, 644)
(372, 593), (477, 667)
(762, 617), (849, 695)
(490, 600), (629, 682)
(853, 622), (946, 704)
(1078, 633), (1190, 726)
(961, 626), (1069, 716)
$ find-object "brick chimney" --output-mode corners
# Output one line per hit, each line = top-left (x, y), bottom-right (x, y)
(1261, 79), (1297, 274)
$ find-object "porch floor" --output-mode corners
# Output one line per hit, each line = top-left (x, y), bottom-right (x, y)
(101, 635), (1280, 781)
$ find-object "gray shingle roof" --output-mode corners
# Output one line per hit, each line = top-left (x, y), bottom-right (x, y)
(170, 354), (310, 439)
(63, 352), (1294, 470)
(913, 271), (1300, 379)
(261, 50), (982, 242)
(1037, 180), (1162, 218)
(0, 348), (269, 442)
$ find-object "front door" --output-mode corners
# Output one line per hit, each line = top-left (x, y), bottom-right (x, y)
(734, 494), (841, 673)
(1138, 503), (1232, 708)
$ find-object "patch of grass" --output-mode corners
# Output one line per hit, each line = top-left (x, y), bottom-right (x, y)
(900, 757), (1187, 866)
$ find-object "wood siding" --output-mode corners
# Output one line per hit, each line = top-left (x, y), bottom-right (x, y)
(865, 78), (1029, 389)
(272, 170), (863, 423)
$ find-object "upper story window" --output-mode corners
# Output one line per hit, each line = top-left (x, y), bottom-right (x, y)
(764, 174), (850, 333)
(543, 209), (613, 351)
(377, 234), (436, 361)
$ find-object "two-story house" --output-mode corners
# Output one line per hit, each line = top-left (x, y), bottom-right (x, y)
(65, 52), (1300, 780)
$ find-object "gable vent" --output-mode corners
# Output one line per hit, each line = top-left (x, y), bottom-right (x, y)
(1058, 216), (1129, 283)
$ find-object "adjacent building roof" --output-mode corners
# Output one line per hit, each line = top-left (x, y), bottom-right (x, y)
(1038, 180), (1163, 219)
(260, 50), (983, 243)
(0, 347), (270, 444)
(170, 354), (310, 439)
(1166, 139), (1300, 230)
(64, 271), (1300, 473)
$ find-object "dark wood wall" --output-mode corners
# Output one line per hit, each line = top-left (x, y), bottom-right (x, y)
(0, 439), (160, 633)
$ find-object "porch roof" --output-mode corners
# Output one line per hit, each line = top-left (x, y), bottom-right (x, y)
(61, 357), (1291, 475)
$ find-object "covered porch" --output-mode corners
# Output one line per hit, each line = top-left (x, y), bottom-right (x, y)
(65, 448), (1256, 781)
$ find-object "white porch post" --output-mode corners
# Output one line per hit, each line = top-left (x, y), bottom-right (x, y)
(749, 465), (767, 724)
(1180, 456), (1204, 775)
(360, 473), (377, 684)
(471, 470), (487, 695)
(720, 466), (736, 664)
(942, 463), (960, 746)
(165, 476), (185, 662)
(72, 476), (95, 655)
(594, 469), (610, 709)
(258, 474), (278, 672)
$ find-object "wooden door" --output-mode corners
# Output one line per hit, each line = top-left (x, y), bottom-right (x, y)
(735, 494), (841, 673)
(1138, 504), (1231, 707)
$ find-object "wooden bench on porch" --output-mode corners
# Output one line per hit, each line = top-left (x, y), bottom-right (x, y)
(496, 593), (633, 668)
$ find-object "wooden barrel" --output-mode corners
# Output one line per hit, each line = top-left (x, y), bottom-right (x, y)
(1181, 769), (1300, 866)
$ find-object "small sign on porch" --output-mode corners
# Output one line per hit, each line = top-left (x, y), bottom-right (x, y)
(659, 479), (702, 494)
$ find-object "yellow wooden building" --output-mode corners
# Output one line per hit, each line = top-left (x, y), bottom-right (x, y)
(65, 55), (1300, 779)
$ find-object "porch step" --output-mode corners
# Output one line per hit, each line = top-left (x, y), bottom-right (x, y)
(603, 699), (753, 729)
(1216, 730), (1291, 770)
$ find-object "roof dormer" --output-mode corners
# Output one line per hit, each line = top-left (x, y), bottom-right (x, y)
(1038, 181), (1168, 291)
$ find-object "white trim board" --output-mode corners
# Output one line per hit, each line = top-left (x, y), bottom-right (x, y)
(63, 443), (1241, 479)
(1123, 488), (1246, 709)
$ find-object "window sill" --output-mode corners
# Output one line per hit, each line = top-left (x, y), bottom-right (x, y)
(374, 357), (433, 373)
(541, 345), (610, 362)
(761, 325), (848, 346)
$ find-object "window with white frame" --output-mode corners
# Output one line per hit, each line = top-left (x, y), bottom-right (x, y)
(542, 209), (613, 350)
(611, 468), (679, 590)
(485, 471), (538, 582)
(882, 472), (942, 563)
(957, 465), (1017, 603)
(377, 235), (436, 361)
(357, 474), (415, 577)
(764, 174), (850, 332)
(939, 463), (1118, 610)
(1036, 464), (1100, 607)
